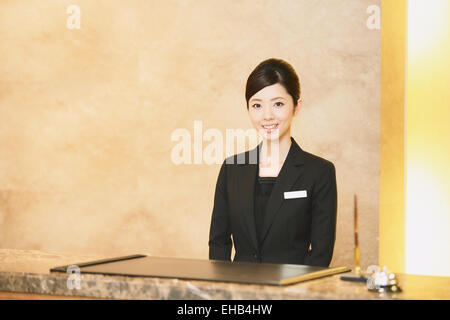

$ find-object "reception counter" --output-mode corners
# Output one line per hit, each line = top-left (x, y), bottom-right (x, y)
(0, 249), (448, 300)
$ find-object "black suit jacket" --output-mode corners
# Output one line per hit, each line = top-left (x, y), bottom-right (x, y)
(208, 137), (337, 267)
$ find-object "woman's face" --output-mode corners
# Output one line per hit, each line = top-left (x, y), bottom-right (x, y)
(248, 83), (300, 142)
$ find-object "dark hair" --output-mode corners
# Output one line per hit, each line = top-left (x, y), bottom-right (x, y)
(245, 58), (301, 110)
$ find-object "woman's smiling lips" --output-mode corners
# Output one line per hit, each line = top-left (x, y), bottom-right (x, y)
(261, 123), (279, 133)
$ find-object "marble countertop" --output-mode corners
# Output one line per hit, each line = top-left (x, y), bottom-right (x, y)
(0, 248), (448, 300)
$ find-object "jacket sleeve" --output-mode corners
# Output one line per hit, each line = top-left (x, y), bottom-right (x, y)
(208, 160), (232, 261)
(303, 162), (337, 267)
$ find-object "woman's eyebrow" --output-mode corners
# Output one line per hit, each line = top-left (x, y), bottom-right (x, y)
(250, 97), (286, 102)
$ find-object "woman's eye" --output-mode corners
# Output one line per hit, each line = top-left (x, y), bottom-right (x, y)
(252, 103), (261, 109)
(274, 102), (284, 107)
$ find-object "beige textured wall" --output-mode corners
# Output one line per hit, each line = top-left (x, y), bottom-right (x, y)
(0, 0), (380, 269)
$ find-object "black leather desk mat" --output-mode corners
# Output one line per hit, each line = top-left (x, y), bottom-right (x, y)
(51, 255), (351, 286)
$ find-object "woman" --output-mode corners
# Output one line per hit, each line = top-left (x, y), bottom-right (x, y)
(208, 58), (337, 267)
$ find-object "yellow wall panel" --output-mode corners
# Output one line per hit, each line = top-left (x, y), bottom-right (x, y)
(380, 0), (407, 273)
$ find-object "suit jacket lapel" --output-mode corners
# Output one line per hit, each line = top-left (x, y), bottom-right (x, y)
(259, 137), (305, 246)
(237, 142), (261, 252)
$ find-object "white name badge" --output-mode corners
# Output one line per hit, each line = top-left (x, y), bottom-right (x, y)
(284, 190), (307, 199)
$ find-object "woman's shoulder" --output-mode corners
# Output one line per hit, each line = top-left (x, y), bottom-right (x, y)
(223, 148), (258, 166)
(299, 148), (336, 172)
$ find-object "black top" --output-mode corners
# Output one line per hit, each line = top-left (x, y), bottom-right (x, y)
(254, 166), (277, 248)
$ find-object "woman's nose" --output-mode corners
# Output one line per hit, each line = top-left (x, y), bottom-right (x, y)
(263, 105), (274, 120)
